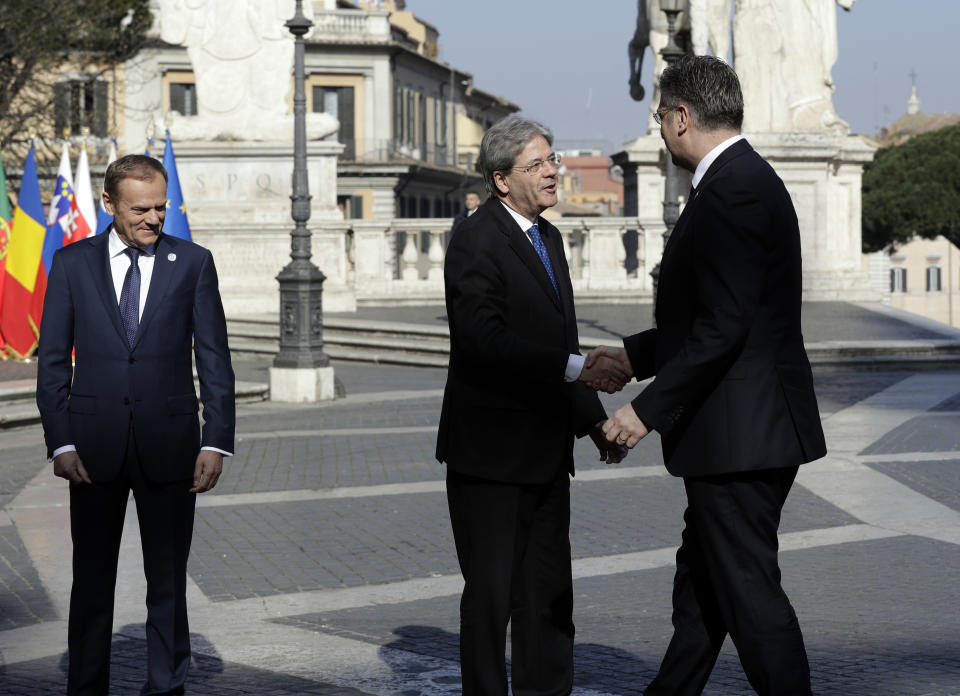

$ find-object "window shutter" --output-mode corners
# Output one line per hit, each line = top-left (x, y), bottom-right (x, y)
(338, 87), (354, 160)
(93, 80), (108, 137)
(54, 82), (70, 135)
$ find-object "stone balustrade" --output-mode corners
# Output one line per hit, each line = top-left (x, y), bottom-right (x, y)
(313, 216), (661, 307)
(310, 8), (391, 42)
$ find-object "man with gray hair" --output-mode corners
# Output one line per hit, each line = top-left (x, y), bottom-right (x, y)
(592, 55), (826, 694)
(436, 116), (630, 694)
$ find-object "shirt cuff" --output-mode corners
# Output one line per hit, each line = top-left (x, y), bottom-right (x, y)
(201, 446), (233, 457)
(564, 353), (586, 382)
(51, 445), (77, 461)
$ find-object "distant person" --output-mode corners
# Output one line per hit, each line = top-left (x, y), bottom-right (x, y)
(449, 191), (481, 237)
(437, 116), (629, 695)
(590, 55), (826, 695)
(36, 154), (235, 696)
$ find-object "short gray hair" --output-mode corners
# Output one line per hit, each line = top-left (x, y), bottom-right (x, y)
(659, 55), (743, 132)
(477, 116), (554, 196)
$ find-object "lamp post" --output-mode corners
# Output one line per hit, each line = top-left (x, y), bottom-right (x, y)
(650, 0), (687, 309)
(270, 0), (335, 401)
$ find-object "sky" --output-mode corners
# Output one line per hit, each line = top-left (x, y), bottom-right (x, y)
(409, 0), (959, 153)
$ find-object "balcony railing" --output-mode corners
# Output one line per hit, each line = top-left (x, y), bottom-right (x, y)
(310, 8), (391, 42)
(313, 216), (663, 304)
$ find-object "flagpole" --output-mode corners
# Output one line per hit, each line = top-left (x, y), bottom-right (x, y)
(269, 0), (335, 402)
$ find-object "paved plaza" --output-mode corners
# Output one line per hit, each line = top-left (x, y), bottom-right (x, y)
(2, 348), (960, 693)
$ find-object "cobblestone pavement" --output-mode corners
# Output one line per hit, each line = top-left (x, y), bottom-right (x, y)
(1, 362), (959, 694)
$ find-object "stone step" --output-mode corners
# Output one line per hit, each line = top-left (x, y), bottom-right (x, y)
(0, 380), (269, 431)
(228, 316), (960, 370)
(228, 316), (451, 366)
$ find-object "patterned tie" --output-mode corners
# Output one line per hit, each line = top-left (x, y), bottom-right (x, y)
(527, 223), (559, 298)
(119, 247), (141, 348)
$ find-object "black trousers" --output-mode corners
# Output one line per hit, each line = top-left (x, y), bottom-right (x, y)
(645, 466), (811, 696)
(67, 423), (196, 696)
(446, 468), (575, 696)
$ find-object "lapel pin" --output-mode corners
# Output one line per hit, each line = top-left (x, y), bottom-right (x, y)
(168, 253), (177, 262)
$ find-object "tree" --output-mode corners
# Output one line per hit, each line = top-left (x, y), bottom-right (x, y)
(0, 0), (152, 146)
(862, 123), (960, 252)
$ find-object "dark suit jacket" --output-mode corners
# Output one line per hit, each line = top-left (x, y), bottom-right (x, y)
(36, 230), (235, 482)
(436, 198), (605, 484)
(625, 139), (826, 477)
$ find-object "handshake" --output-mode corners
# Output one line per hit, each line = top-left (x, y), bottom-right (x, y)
(578, 346), (633, 394)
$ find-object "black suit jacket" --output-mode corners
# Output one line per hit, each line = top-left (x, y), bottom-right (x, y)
(625, 139), (826, 477)
(436, 198), (605, 484)
(36, 231), (235, 482)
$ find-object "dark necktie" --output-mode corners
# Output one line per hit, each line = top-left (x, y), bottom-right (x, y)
(527, 223), (559, 298)
(119, 247), (141, 348)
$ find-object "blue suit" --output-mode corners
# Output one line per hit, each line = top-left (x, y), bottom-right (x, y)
(37, 229), (234, 695)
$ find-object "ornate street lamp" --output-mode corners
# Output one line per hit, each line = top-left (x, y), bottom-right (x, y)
(270, 0), (335, 401)
(651, 0), (688, 309)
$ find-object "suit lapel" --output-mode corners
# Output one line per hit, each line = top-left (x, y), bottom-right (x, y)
(660, 139), (754, 264)
(488, 201), (562, 312)
(133, 234), (177, 350)
(84, 231), (127, 343)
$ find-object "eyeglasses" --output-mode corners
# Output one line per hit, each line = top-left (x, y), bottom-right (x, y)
(653, 107), (678, 125)
(511, 152), (562, 174)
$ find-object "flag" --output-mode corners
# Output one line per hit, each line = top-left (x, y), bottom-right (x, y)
(74, 143), (97, 238)
(46, 142), (91, 255)
(161, 131), (192, 241)
(96, 138), (118, 234)
(0, 145), (47, 358)
(0, 148), (12, 357)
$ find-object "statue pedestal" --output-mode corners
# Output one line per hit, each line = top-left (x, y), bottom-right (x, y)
(749, 132), (878, 301)
(158, 140), (356, 315)
(613, 133), (879, 302)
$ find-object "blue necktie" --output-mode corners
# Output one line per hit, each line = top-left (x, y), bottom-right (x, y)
(527, 223), (559, 298)
(119, 247), (141, 348)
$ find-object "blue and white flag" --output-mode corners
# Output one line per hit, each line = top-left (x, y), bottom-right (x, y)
(161, 130), (192, 241)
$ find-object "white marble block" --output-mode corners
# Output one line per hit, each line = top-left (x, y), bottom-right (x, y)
(269, 366), (337, 403)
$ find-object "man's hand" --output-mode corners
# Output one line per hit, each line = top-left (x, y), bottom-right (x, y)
(53, 451), (92, 484)
(580, 346), (634, 393)
(589, 422), (629, 464)
(190, 450), (223, 493)
(602, 403), (649, 449)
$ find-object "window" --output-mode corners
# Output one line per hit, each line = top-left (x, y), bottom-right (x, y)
(313, 86), (355, 160)
(419, 92), (427, 157)
(54, 78), (108, 137)
(169, 83), (197, 116)
(395, 85), (404, 144)
(406, 91), (416, 147)
(926, 266), (942, 292)
(890, 267), (907, 293)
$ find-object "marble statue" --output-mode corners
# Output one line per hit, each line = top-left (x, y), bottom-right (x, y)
(734, 0), (855, 134)
(629, 0), (733, 133)
(158, 0), (337, 141)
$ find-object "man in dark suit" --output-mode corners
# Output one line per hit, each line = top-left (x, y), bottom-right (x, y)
(437, 116), (630, 695)
(593, 56), (827, 695)
(36, 154), (235, 695)
(450, 190), (481, 237)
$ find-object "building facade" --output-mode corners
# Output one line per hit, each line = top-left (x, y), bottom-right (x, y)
(8, 0), (517, 220)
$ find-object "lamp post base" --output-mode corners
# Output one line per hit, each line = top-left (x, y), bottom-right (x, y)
(269, 365), (337, 402)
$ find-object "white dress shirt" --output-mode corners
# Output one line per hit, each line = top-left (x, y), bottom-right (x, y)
(500, 202), (586, 382)
(108, 228), (155, 317)
(52, 229), (232, 460)
(692, 134), (745, 189)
